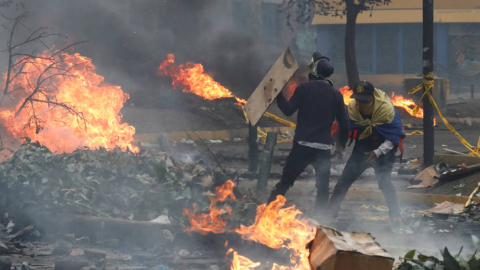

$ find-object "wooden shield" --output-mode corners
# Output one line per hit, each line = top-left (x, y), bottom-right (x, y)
(245, 47), (299, 126)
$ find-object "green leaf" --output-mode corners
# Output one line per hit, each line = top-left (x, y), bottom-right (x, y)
(443, 247), (461, 270)
(455, 246), (464, 259)
(405, 250), (417, 260)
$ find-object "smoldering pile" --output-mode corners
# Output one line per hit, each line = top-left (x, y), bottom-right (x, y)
(0, 140), (225, 222)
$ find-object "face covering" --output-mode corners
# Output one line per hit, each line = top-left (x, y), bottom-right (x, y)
(356, 100), (375, 115)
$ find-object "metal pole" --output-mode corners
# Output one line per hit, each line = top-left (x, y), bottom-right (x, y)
(472, 84), (475, 99)
(248, 123), (259, 172)
(423, 0), (435, 167)
(257, 132), (277, 191)
(157, 134), (171, 153)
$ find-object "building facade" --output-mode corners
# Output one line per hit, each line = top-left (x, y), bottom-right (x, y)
(312, 0), (480, 92)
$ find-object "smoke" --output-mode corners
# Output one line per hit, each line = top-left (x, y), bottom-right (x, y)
(3, 0), (267, 100)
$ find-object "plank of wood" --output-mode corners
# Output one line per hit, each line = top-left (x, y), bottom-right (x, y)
(245, 47), (299, 126)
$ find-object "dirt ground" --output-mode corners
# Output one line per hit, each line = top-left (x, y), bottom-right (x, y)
(163, 127), (480, 259)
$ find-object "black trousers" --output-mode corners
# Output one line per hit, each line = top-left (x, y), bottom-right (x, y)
(328, 139), (401, 219)
(268, 143), (331, 214)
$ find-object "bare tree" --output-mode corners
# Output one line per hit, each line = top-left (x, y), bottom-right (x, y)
(281, 0), (391, 89)
(1, 11), (87, 134)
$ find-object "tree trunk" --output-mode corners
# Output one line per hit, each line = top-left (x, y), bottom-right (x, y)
(345, 5), (360, 90)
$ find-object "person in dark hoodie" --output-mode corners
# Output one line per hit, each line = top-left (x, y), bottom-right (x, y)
(267, 52), (349, 216)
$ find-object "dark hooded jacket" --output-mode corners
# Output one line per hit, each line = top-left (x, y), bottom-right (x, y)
(277, 59), (349, 146)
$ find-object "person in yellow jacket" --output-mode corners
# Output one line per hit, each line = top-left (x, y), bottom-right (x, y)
(328, 81), (405, 221)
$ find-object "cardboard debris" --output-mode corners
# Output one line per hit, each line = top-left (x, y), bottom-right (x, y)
(245, 47), (299, 126)
(427, 201), (464, 216)
(408, 165), (439, 188)
(308, 226), (394, 270)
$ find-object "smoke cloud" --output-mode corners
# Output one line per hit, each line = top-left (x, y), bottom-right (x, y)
(4, 0), (267, 100)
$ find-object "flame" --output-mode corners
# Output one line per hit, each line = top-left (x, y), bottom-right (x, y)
(340, 86), (435, 123)
(183, 180), (237, 235)
(284, 81), (298, 101)
(391, 92), (422, 117)
(339, 86), (354, 105)
(0, 50), (137, 153)
(228, 249), (262, 270)
(184, 181), (315, 270)
(158, 54), (246, 104)
(233, 195), (315, 270)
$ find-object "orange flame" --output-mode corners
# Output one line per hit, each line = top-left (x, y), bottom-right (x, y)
(284, 81), (298, 101)
(227, 249), (262, 270)
(158, 54), (246, 104)
(233, 195), (315, 270)
(391, 92), (422, 117)
(339, 86), (353, 105)
(183, 180), (237, 235)
(0, 50), (137, 153)
(340, 86), (433, 122)
(184, 180), (315, 270)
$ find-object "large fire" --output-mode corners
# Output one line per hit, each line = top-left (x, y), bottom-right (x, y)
(183, 181), (315, 270)
(158, 54), (246, 104)
(0, 50), (137, 153)
(233, 195), (315, 270)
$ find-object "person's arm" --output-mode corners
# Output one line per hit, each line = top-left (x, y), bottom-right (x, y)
(373, 140), (395, 157)
(277, 84), (301, 116)
(335, 91), (349, 148)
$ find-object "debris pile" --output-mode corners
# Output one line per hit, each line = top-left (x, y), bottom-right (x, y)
(0, 140), (217, 221)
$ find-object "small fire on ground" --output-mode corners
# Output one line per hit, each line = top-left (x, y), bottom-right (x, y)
(0, 50), (137, 153)
(183, 180), (316, 270)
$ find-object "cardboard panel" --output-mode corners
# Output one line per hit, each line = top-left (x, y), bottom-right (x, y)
(308, 226), (394, 270)
(245, 47), (299, 126)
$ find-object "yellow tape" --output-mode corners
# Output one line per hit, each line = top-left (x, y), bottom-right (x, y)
(406, 130), (423, 136)
(264, 112), (296, 128)
(410, 73), (480, 158)
(242, 107), (295, 144)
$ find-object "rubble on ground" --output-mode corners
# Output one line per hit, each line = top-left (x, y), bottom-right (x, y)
(0, 140), (225, 223)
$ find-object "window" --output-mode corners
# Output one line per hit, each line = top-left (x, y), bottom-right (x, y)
(356, 25), (373, 74)
(376, 24), (399, 74)
(403, 24), (423, 75)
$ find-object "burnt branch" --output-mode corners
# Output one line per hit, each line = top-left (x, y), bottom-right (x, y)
(1, 11), (86, 96)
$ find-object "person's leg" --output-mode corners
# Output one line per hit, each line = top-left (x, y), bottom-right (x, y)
(328, 145), (369, 219)
(311, 149), (331, 216)
(374, 151), (401, 218)
(268, 143), (314, 203)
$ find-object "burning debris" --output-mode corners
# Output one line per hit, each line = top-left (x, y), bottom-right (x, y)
(183, 180), (316, 270)
(0, 50), (137, 154)
(158, 54), (246, 105)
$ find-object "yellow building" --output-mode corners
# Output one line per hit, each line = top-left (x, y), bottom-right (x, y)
(311, 0), (480, 91)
